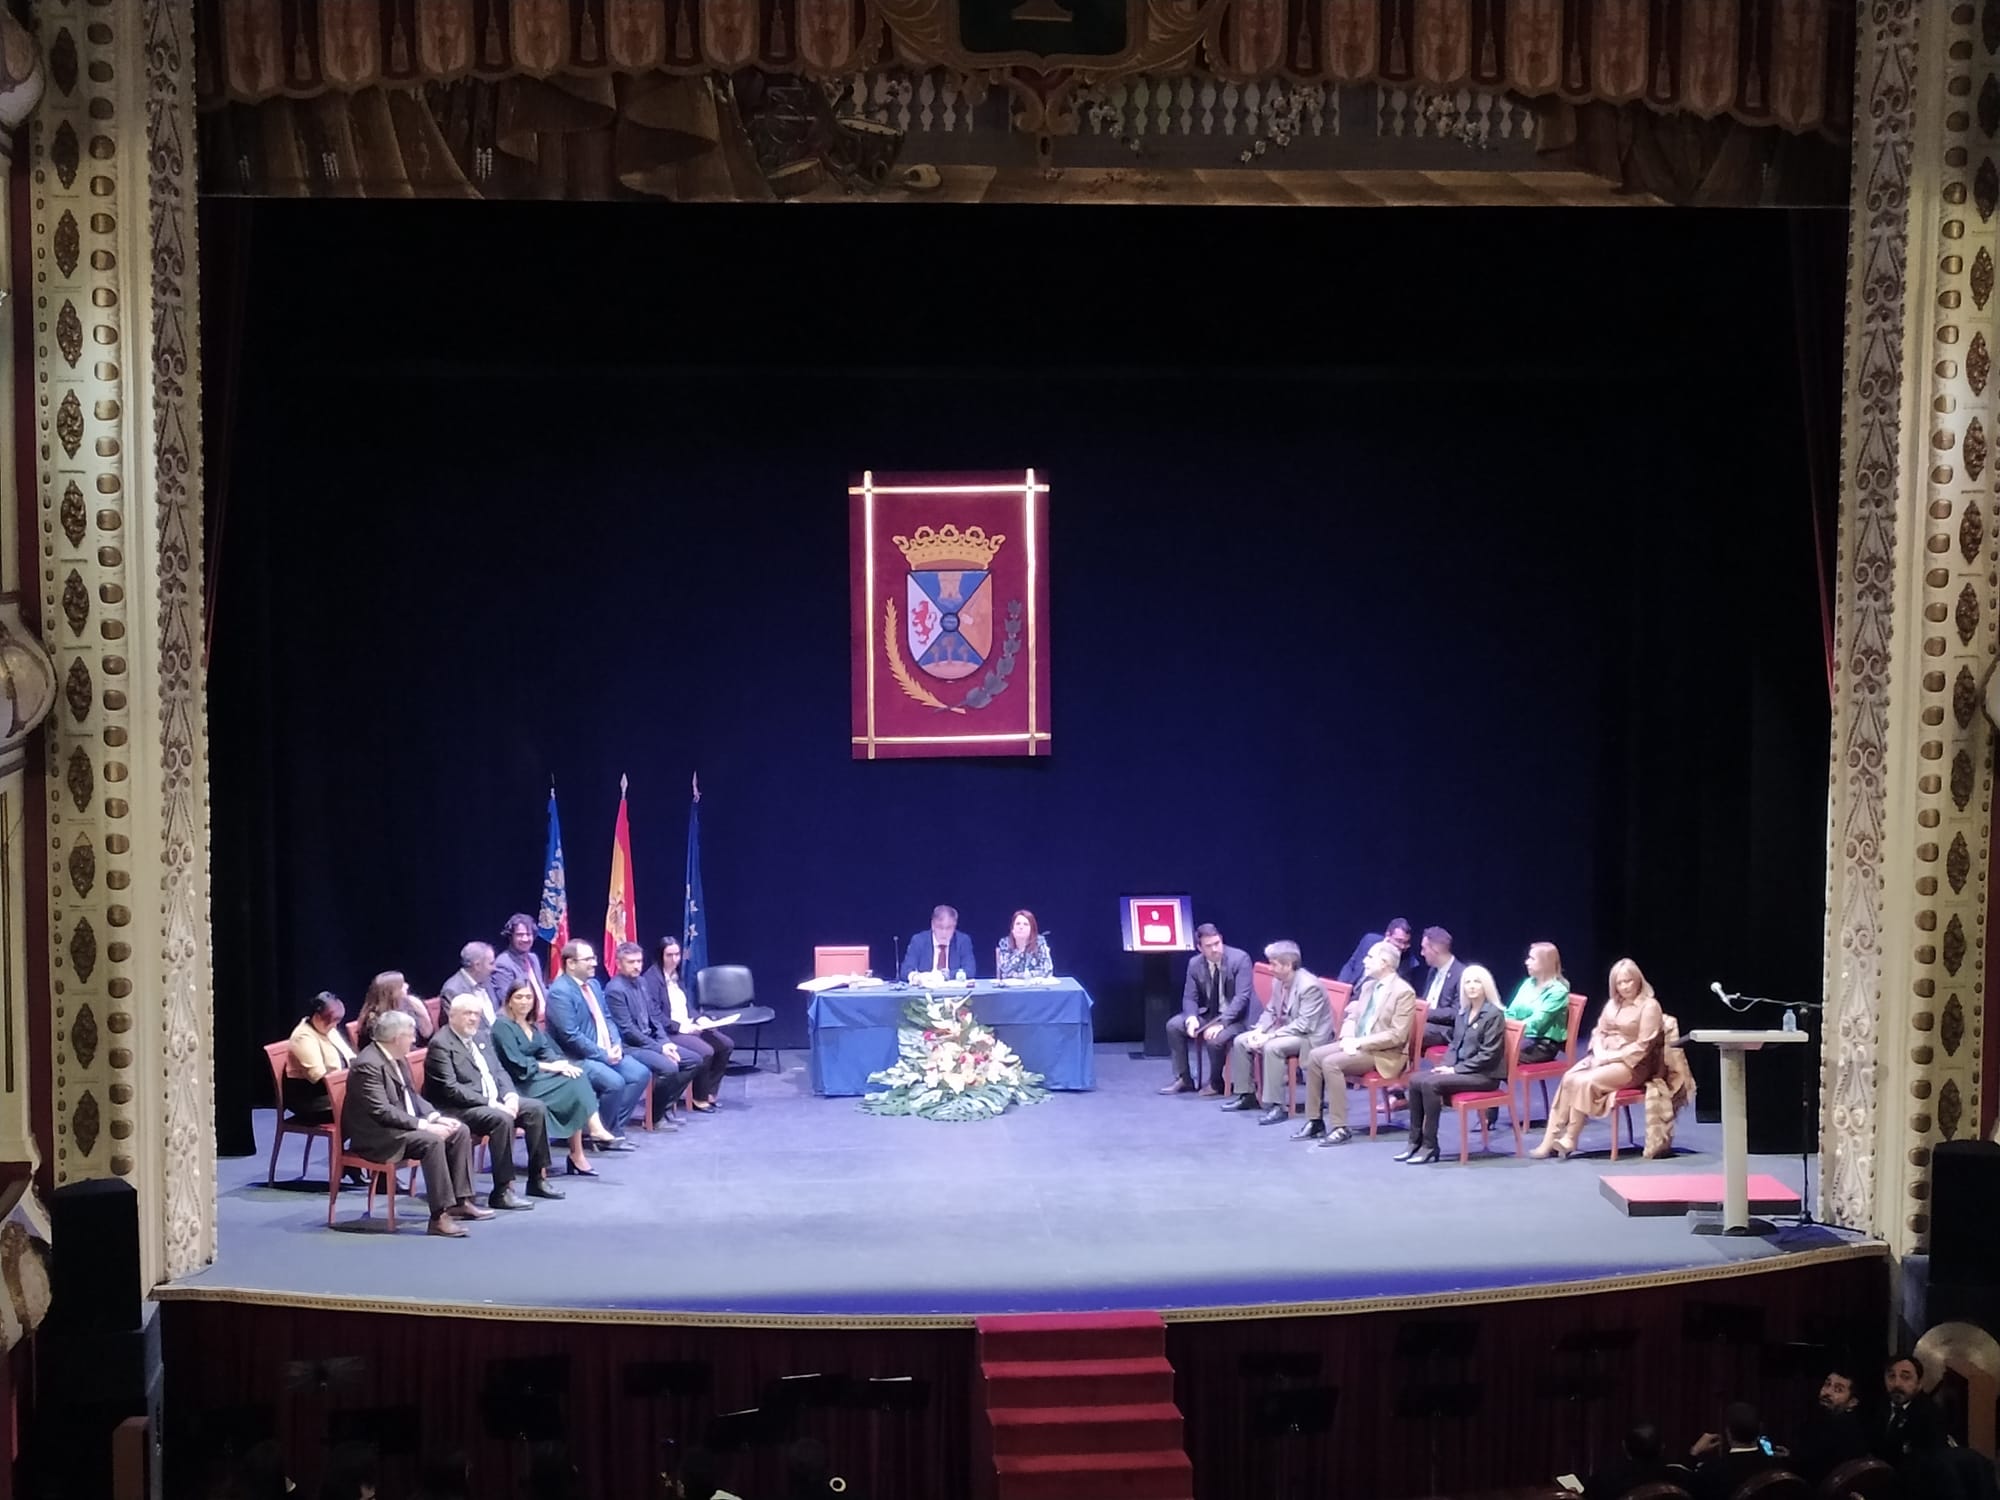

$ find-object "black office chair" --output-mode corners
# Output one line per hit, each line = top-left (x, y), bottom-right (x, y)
(696, 965), (778, 1075)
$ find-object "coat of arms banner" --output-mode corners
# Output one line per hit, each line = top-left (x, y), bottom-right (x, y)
(850, 470), (1051, 760)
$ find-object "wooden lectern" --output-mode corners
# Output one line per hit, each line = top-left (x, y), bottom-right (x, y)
(1682, 1029), (1810, 1234)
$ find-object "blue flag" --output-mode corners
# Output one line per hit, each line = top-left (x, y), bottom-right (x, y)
(683, 775), (708, 984)
(536, 788), (568, 956)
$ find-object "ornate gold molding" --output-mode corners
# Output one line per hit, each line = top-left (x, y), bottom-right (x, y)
(1825, 1), (1997, 1250)
(27, 0), (212, 1284)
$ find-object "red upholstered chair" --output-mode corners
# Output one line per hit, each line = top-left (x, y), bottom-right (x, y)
(1515, 991), (1588, 1121)
(323, 1071), (422, 1231)
(1445, 1018), (1527, 1163)
(422, 996), (442, 1033)
(344, 1019), (363, 1050)
(263, 1041), (337, 1185)
(1570, 1084), (1647, 1160)
(1360, 998), (1427, 1136)
(1728, 1471), (1809, 1500)
(1815, 1458), (1896, 1500)
(1281, 980), (1351, 1114)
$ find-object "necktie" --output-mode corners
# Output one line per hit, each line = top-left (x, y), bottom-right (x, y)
(1359, 981), (1380, 1033)
(1210, 963), (1220, 1009)
(583, 985), (611, 1050)
(1427, 967), (1445, 1005)
(936, 942), (947, 972)
(469, 1037), (498, 1104)
(396, 1061), (417, 1117)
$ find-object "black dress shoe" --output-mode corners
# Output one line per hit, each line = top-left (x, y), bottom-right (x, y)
(1157, 1080), (1195, 1095)
(1258, 1106), (1288, 1126)
(1406, 1146), (1440, 1165)
(526, 1179), (567, 1200)
(1291, 1120), (1324, 1140)
(1317, 1126), (1353, 1148)
(1220, 1095), (1256, 1112)
(488, 1190), (533, 1211)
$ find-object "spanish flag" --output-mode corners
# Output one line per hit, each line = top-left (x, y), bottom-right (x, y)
(604, 775), (637, 964)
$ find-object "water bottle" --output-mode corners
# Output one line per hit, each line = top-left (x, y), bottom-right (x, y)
(1782, 1008), (1797, 1033)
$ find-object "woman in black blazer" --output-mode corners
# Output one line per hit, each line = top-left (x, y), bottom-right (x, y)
(1396, 963), (1507, 1165)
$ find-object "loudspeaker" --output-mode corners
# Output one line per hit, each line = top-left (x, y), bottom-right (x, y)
(1929, 1141), (2000, 1287)
(49, 1178), (142, 1333)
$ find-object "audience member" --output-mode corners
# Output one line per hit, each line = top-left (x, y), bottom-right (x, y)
(1336, 916), (1419, 988)
(1531, 957), (1665, 1159)
(1789, 1361), (1871, 1484)
(1504, 941), (1572, 1064)
(354, 969), (435, 1045)
(676, 1447), (744, 1500)
(996, 908), (1055, 979)
(491, 979), (628, 1175)
(1583, 1420), (1666, 1499)
(1159, 923), (1254, 1097)
(1296, 940), (1416, 1146)
(904, 903), (978, 981)
(314, 1441), (377, 1500)
(546, 940), (651, 1143)
(346, 1010), (490, 1238)
(604, 941), (700, 1129)
(410, 1451), (472, 1500)
(1876, 1351), (1946, 1466)
(1222, 940), (1334, 1124)
(439, 942), (498, 1030)
(1398, 962), (1506, 1164)
(1687, 1401), (1777, 1500)
(1415, 926), (1464, 1049)
(642, 936), (735, 1111)
(426, 993), (563, 1208)
(491, 913), (551, 1021)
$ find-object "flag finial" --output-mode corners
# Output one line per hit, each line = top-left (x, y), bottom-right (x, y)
(691, 772), (701, 803)
(620, 773), (628, 795)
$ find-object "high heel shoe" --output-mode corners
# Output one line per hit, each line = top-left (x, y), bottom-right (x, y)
(563, 1160), (598, 1177)
(1405, 1146), (1440, 1165)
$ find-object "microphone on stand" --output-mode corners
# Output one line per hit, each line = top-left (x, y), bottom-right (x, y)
(1710, 980), (1730, 1002)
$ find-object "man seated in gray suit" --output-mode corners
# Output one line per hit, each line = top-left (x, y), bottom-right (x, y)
(1222, 941), (1334, 1125)
(439, 941), (498, 1032)
(346, 1010), (490, 1237)
(1160, 923), (1255, 1096)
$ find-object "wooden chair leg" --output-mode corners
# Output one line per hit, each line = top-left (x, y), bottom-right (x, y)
(300, 1132), (317, 1179)
(327, 1153), (343, 1226)
(1607, 1109), (1619, 1162)
(268, 1124), (284, 1187)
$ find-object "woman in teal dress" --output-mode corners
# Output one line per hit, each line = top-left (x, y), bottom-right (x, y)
(491, 978), (621, 1175)
(995, 909), (1055, 979)
(1503, 941), (1573, 1064)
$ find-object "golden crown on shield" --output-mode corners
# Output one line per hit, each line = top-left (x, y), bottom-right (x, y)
(892, 524), (1006, 570)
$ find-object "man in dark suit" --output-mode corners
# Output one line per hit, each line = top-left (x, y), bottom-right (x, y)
(1875, 1352), (1947, 1467)
(604, 942), (700, 1129)
(1582, 1421), (1666, 1499)
(1335, 916), (1422, 989)
(1415, 926), (1465, 1050)
(1160, 923), (1255, 1097)
(903, 905), (979, 982)
(425, 994), (563, 1210)
(1686, 1402), (1777, 1500)
(346, 1010), (490, 1238)
(545, 940), (648, 1145)
(1789, 1362), (1870, 1484)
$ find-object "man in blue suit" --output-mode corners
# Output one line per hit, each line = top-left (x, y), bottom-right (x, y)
(545, 939), (647, 1148)
(902, 904), (979, 982)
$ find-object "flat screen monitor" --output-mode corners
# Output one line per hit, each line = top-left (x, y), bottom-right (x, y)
(1121, 895), (1193, 952)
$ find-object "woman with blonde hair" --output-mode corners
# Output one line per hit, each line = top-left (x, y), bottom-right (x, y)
(1530, 956), (1665, 1159)
(1397, 963), (1507, 1165)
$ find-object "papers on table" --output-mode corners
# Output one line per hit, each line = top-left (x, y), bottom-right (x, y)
(797, 974), (884, 993)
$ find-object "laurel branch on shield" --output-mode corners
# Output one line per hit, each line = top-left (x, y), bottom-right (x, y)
(885, 597), (1023, 714)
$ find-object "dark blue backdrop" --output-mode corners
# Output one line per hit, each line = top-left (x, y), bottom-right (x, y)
(207, 203), (1837, 1154)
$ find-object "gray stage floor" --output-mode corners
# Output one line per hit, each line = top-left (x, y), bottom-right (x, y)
(167, 1048), (1867, 1319)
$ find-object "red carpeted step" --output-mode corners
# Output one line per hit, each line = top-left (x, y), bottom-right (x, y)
(982, 1356), (1175, 1409)
(993, 1449), (1193, 1500)
(975, 1310), (1168, 1364)
(988, 1402), (1184, 1457)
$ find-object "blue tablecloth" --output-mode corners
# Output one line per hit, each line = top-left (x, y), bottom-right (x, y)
(807, 980), (1096, 1095)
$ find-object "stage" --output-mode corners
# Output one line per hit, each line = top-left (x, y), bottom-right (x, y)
(161, 1048), (1874, 1323)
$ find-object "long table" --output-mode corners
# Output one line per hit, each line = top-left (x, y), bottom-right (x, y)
(806, 980), (1096, 1096)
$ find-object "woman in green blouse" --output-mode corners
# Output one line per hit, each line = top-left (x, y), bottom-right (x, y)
(1503, 941), (1571, 1064)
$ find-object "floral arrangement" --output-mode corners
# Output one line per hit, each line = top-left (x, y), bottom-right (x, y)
(861, 995), (1049, 1121)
